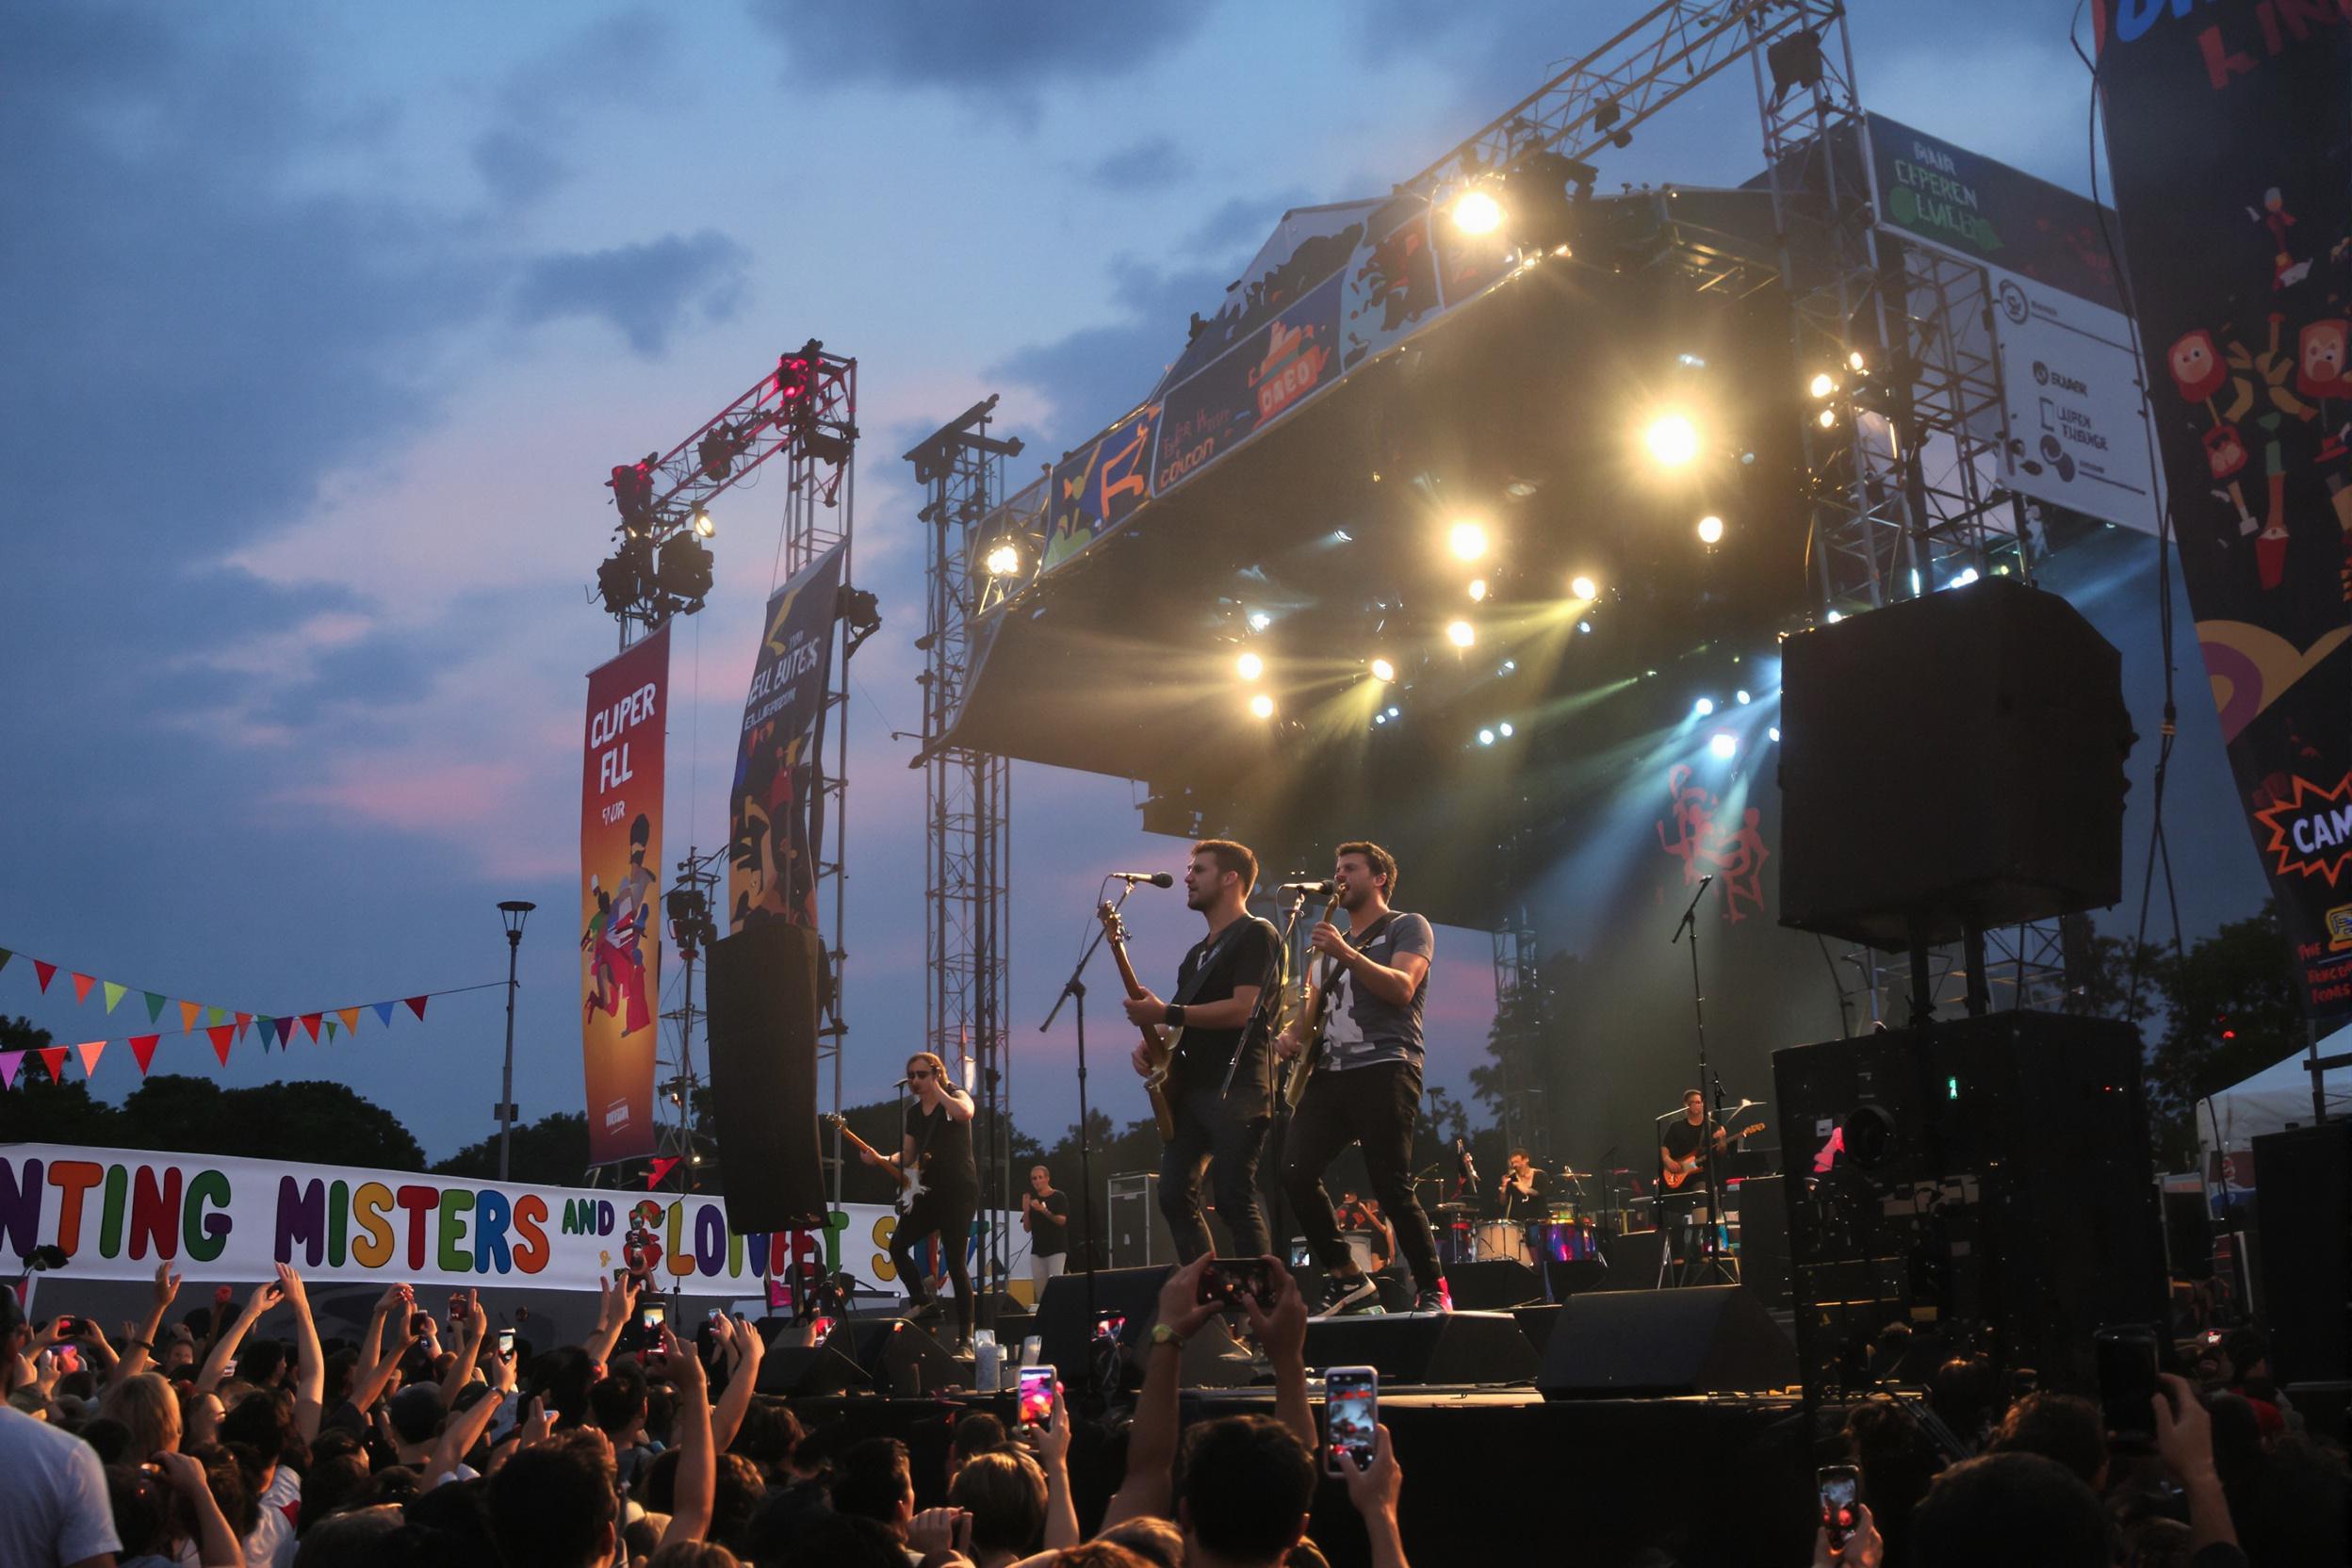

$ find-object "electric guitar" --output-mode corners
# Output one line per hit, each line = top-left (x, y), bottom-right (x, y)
(1100, 902), (1180, 1142)
(1660, 1122), (1764, 1190)
(825, 1114), (928, 1214)
(1282, 889), (1347, 1111)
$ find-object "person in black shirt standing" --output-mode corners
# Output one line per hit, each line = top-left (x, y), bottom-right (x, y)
(1122, 839), (1279, 1262)
(862, 1051), (978, 1351)
(1496, 1149), (1553, 1218)
(1658, 1089), (1725, 1185)
(1020, 1164), (1070, 1295)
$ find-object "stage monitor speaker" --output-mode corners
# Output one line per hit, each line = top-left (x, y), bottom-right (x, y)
(1772, 1011), (2164, 1400)
(756, 1343), (872, 1396)
(706, 923), (827, 1232)
(1778, 578), (2132, 946)
(1033, 1267), (1254, 1391)
(2252, 1121), (2349, 1385)
(1538, 1286), (1796, 1397)
(1444, 1260), (1544, 1311)
(823, 1318), (959, 1399)
(1301, 1312), (1537, 1386)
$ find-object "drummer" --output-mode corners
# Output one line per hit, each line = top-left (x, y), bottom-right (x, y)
(1333, 1190), (1397, 1274)
(1496, 1149), (1553, 1219)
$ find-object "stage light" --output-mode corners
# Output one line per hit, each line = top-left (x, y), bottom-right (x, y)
(1446, 619), (1476, 648)
(1248, 693), (1275, 720)
(1369, 657), (1396, 683)
(1808, 372), (1837, 399)
(656, 534), (714, 610)
(1817, 407), (1838, 429)
(1848, 350), (1868, 372)
(1386, 706), (1400, 719)
(1497, 721), (1515, 738)
(1374, 712), (1387, 725)
(984, 540), (1022, 577)
(1736, 690), (1752, 705)
(1467, 578), (1489, 602)
(1768, 727), (1782, 743)
(1236, 651), (1265, 680)
(692, 508), (716, 538)
(1708, 732), (1738, 760)
(1577, 620), (1592, 634)
(1498, 659), (1517, 674)
(1697, 514), (1724, 545)
(1248, 610), (1272, 632)
(1692, 697), (1715, 718)
(1825, 609), (1842, 623)
(1452, 188), (1503, 235)
(1909, 568), (1923, 596)
(1676, 352), (1707, 369)
(1949, 566), (1980, 587)
(1478, 727), (1496, 746)
(1448, 519), (1489, 561)
(1643, 415), (1700, 466)
(1570, 574), (1597, 600)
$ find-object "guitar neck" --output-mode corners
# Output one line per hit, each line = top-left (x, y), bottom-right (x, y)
(1105, 930), (1150, 1004)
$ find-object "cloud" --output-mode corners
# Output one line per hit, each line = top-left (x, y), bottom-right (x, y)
(511, 231), (752, 356)
(987, 256), (1229, 453)
(1180, 188), (1318, 260)
(1086, 137), (1192, 190)
(471, 127), (567, 208)
(465, 9), (675, 211)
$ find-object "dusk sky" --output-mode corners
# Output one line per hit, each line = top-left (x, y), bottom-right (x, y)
(3, 1), (2262, 1168)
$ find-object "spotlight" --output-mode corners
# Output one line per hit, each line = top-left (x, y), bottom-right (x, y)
(1736, 690), (1752, 705)
(692, 508), (716, 538)
(1452, 188), (1504, 235)
(1374, 713), (1387, 725)
(1825, 610), (1843, 623)
(1369, 657), (1396, 683)
(984, 540), (1022, 577)
(1385, 706), (1400, 719)
(1497, 721), (1515, 738)
(1478, 727), (1496, 746)
(1847, 350), (1868, 372)
(1446, 619), (1476, 648)
(1696, 514), (1724, 545)
(1692, 697), (1716, 718)
(1576, 620), (1592, 634)
(1643, 415), (1700, 466)
(1570, 574), (1597, 600)
(1766, 27), (1826, 108)
(1448, 519), (1489, 561)
(1248, 611), (1272, 632)
(1467, 578), (1489, 602)
(1768, 727), (1782, 743)
(1949, 566), (1980, 588)
(1817, 407), (1838, 429)
(1808, 372), (1837, 399)
(1236, 651), (1265, 680)
(1248, 693), (1275, 720)
(655, 534), (714, 610)
(1498, 659), (1517, 674)
(1707, 732), (1738, 760)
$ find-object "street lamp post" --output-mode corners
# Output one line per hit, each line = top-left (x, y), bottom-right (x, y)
(497, 900), (536, 1182)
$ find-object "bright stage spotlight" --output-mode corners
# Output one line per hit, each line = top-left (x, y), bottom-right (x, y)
(1248, 610), (1272, 631)
(1448, 519), (1489, 561)
(692, 508), (717, 539)
(1248, 693), (1275, 720)
(1477, 727), (1496, 746)
(1807, 372), (1837, 399)
(1236, 651), (1265, 680)
(984, 540), (1022, 576)
(1949, 566), (1980, 588)
(1847, 350), (1867, 372)
(1386, 706), (1400, 719)
(1736, 690), (1752, 705)
(1825, 609), (1842, 623)
(1642, 415), (1700, 466)
(1817, 407), (1839, 429)
(1452, 188), (1504, 235)
(1768, 727), (1782, 743)
(1696, 514), (1724, 545)
(1707, 732), (1738, 760)
(1446, 619), (1476, 648)
(1467, 578), (1489, 602)
(1576, 620), (1592, 634)
(1369, 657), (1396, 683)
(1692, 696), (1715, 718)
(1497, 721), (1515, 738)
(1569, 574), (1597, 600)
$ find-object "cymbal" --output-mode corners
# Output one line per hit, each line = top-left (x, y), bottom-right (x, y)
(1556, 1169), (1593, 1179)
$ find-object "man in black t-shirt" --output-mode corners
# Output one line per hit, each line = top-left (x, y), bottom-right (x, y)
(1123, 839), (1279, 1261)
(1021, 1164), (1070, 1294)
(859, 1050), (979, 1350)
(1496, 1149), (1553, 1218)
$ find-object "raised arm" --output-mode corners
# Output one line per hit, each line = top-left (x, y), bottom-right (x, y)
(155, 1448), (247, 1568)
(197, 1280), (284, 1393)
(1101, 1254), (1218, 1528)
(1242, 1258), (1315, 1453)
(2154, 1373), (2240, 1556)
(421, 1379), (502, 1490)
(275, 1264), (326, 1442)
(439, 1291), (488, 1411)
(348, 1283), (414, 1415)
(583, 1275), (638, 1367)
(939, 1084), (976, 1124)
(708, 1314), (764, 1455)
(658, 1323), (715, 1547)
(1032, 1380), (1080, 1551)
(114, 1261), (181, 1385)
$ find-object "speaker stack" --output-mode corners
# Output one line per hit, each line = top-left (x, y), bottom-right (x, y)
(704, 923), (829, 1233)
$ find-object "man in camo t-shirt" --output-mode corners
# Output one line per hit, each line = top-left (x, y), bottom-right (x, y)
(1275, 841), (1447, 1316)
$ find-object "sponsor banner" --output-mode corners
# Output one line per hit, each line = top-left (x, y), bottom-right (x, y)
(1988, 268), (2163, 531)
(1867, 113), (2125, 309)
(1042, 402), (1160, 575)
(2097, 2), (2352, 1030)
(1154, 270), (1344, 500)
(728, 545), (846, 934)
(1342, 197), (1443, 372)
(0, 1145), (1030, 1299)
(580, 628), (669, 1167)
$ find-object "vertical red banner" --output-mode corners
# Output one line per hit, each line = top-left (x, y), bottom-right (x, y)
(581, 626), (670, 1167)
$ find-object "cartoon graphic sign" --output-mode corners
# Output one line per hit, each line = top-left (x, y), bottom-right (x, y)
(1656, 763), (1771, 924)
(728, 545), (846, 934)
(580, 627), (670, 1167)
(1043, 403), (1159, 574)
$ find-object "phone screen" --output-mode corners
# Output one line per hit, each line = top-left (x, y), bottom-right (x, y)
(2095, 1324), (2161, 1444)
(496, 1328), (515, 1357)
(1324, 1365), (1378, 1474)
(640, 1301), (666, 1331)
(1199, 1258), (1273, 1311)
(1017, 1365), (1055, 1429)
(1819, 1464), (1861, 1547)
(409, 1313), (433, 1338)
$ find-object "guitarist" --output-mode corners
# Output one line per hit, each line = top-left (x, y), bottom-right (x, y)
(861, 1051), (978, 1351)
(1658, 1089), (1732, 1188)
(1120, 840), (1279, 1263)
(1275, 841), (1446, 1316)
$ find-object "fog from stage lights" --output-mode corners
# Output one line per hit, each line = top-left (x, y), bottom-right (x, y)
(1707, 732), (1738, 760)
(1249, 693), (1275, 719)
(1452, 189), (1503, 235)
(984, 542), (1021, 576)
(1696, 514), (1724, 545)
(1467, 578), (1488, 602)
(1446, 619), (1476, 648)
(1570, 574), (1597, 600)
(1692, 696), (1715, 717)
(1642, 415), (1700, 466)
(1477, 728), (1495, 746)
(1370, 657), (1396, 683)
(1236, 651), (1264, 680)
(1808, 372), (1836, 399)
(1448, 520), (1489, 561)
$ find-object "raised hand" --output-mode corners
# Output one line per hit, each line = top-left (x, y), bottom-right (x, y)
(906, 1508), (972, 1560)
(1153, 1253), (1221, 1344)
(273, 1263), (311, 1313)
(1241, 1256), (1308, 1367)
(152, 1261), (183, 1311)
(245, 1281), (285, 1318)
(152, 1448), (211, 1498)
(1335, 1421), (1402, 1521)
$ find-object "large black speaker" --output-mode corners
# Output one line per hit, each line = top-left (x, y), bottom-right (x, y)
(1300, 1312), (1537, 1385)
(1772, 1011), (2164, 1400)
(2252, 1120), (2349, 1385)
(1779, 579), (2132, 945)
(1444, 1260), (1544, 1311)
(1537, 1286), (1797, 1397)
(756, 1342), (873, 1396)
(1033, 1267), (1254, 1391)
(706, 923), (828, 1232)
(823, 1317), (960, 1398)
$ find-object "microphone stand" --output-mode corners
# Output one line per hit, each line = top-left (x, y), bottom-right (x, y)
(1040, 882), (1135, 1361)
(1670, 874), (1734, 1285)
(1244, 889), (1313, 1251)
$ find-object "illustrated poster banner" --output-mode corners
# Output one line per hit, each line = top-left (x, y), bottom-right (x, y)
(2097, 0), (2352, 1029)
(1153, 270), (1343, 499)
(580, 626), (668, 1166)
(728, 545), (845, 933)
(1042, 403), (1160, 574)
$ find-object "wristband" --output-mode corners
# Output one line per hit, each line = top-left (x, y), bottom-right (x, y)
(1163, 1004), (1186, 1028)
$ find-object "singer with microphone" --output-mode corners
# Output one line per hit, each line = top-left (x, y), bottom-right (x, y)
(1119, 841), (1280, 1263)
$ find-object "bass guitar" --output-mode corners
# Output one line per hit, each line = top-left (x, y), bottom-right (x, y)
(825, 1113), (928, 1214)
(1099, 901), (1180, 1142)
(1282, 889), (1347, 1110)
(1660, 1122), (1764, 1190)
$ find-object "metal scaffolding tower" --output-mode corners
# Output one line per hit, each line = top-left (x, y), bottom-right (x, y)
(651, 844), (724, 1190)
(906, 399), (1022, 1290)
(1489, 917), (1555, 1161)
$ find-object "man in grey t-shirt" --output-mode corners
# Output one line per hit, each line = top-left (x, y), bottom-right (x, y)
(1275, 841), (1448, 1316)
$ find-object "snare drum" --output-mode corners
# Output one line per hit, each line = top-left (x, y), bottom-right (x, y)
(1477, 1221), (1530, 1264)
(1533, 1219), (1601, 1263)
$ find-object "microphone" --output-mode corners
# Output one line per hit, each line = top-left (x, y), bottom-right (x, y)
(1110, 871), (1175, 887)
(1281, 880), (1334, 894)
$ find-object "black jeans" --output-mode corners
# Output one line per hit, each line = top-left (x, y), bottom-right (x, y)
(1282, 1059), (1444, 1293)
(890, 1184), (977, 1339)
(1158, 1085), (1272, 1262)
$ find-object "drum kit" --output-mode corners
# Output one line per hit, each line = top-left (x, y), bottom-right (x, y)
(1430, 1165), (1607, 1266)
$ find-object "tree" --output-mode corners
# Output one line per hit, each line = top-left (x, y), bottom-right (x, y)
(0, 1016), (122, 1145)
(112, 1076), (425, 1170)
(433, 1112), (592, 1185)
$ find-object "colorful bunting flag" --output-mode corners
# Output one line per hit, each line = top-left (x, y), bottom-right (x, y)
(234, 1011), (252, 1041)
(143, 991), (166, 1024)
(338, 1007), (361, 1036)
(102, 980), (126, 1013)
(71, 972), (95, 1004)
(373, 1002), (395, 1027)
(253, 1016), (272, 1049)
(273, 1017), (293, 1047)
(0, 948), (9, 974)
(300, 1014), (321, 1043)
(34, 960), (57, 992)
(74, 1040), (104, 1076)
(325, 1020), (338, 1041)
(405, 995), (429, 1021)
(206, 1026), (234, 1064)
(37, 1046), (67, 1083)
(646, 1156), (681, 1188)
(209, 1006), (226, 1027)
(130, 1035), (162, 1074)
(0, 1052), (21, 1089)
(179, 1000), (200, 1033)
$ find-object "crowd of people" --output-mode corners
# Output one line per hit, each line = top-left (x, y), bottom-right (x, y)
(5, 1251), (2344, 1568)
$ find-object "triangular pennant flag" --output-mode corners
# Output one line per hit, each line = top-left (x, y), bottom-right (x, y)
(75, 1040), (104, 1076)
(102, 981), (126, 1013)
(130, 1035), (162, 1074)
(254, 1016), (272, 1049)
(325, 1020), (338, 1041)
(178, 1001), (200, 1033)
(645, 1156), (680, 1188)
(0, 948), (10, 974)
(209, 1006), (226, 1027)
(71, 972), (96, 1004)
(273, 1017), (293, 1046)
(404, 995), (429, 1021)
(234, 1011), (252, 1041)
(34, 960), (57, 992)
(205, 1026), (233, 1065)
(143, 991), (167, 1024)
(300, 1013), (321, 1043)
(338, 1007), (361, 1036)
(373, 1001), (396, 1027)
(37, 1046), (68, 1083)
(0, 1052), (21, 1089)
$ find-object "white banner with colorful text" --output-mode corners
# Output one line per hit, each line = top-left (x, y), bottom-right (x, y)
(0, 1145), (1032, 1303)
